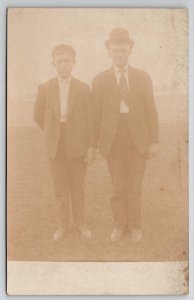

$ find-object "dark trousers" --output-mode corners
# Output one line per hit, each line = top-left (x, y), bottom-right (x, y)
(106, 115), (146, 231)
(49, 123), (86, 231)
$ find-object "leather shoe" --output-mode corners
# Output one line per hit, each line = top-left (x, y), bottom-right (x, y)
(78, 225), (92, 239)
(131, 228), (143, 242)
(53, 228), (65, 241)
(110, 228), (124, 242)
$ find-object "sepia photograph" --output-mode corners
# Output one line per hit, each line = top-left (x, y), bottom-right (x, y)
(7, 8), (188, 295)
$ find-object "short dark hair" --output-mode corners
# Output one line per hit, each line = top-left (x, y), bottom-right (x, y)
(52, 44), (76, 58)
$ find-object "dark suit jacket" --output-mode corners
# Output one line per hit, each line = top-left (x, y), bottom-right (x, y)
(33, 76), (94, 159)
(92, 66), (159, 158)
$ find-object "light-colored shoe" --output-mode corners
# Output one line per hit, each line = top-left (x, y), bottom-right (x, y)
(78, 225), (92, 239)
(53, 229), (65, 242)
(110, 228), (124, 242)
(131, 228), (143, 242)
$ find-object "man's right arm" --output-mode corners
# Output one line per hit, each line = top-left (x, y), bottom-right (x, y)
(33, 85), (45, 130)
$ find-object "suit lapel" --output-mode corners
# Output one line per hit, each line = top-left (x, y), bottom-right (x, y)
(106, 67), (120, 111)
(48, 77), (60, 119)
(108, 67), (119, 95)
(128, 65), (137, 91)
(127, 66), (140, 115)
(67, 77), (78, 116)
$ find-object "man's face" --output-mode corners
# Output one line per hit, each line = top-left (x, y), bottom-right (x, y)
(108, 42), (131, 68)
(52, 52), (75, 79)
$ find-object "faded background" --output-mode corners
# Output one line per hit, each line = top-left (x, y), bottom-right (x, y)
(7, 8), (188, 261)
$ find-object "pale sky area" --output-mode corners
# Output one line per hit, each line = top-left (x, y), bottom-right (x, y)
(8, 8), (188, 100)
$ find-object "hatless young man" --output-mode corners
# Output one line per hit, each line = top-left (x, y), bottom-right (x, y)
(34, 44), (95, 241)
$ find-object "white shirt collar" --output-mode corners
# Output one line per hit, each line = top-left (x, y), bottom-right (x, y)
(113, 64), (129, 73)
(57, 75), (71, 84)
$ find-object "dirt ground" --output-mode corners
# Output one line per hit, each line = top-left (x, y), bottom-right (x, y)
(7, 120), (188, 262)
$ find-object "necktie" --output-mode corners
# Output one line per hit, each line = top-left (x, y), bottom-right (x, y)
(118, 69), (129, 105)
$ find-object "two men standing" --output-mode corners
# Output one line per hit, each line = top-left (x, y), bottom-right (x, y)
(34, 28), (159, 243)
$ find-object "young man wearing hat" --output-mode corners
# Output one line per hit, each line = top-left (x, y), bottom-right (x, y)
(34, 44), (95, 241)
(92, 28), (159, 242)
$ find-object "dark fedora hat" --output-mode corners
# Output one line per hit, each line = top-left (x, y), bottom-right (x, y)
(105, 28), (134, 48)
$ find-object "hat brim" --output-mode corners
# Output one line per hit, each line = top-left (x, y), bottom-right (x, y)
(105, 38), (134, 49)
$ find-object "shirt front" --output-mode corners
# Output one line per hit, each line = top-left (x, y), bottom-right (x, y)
(113, 64), (129, 114)
(58, 76), (71, 122)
